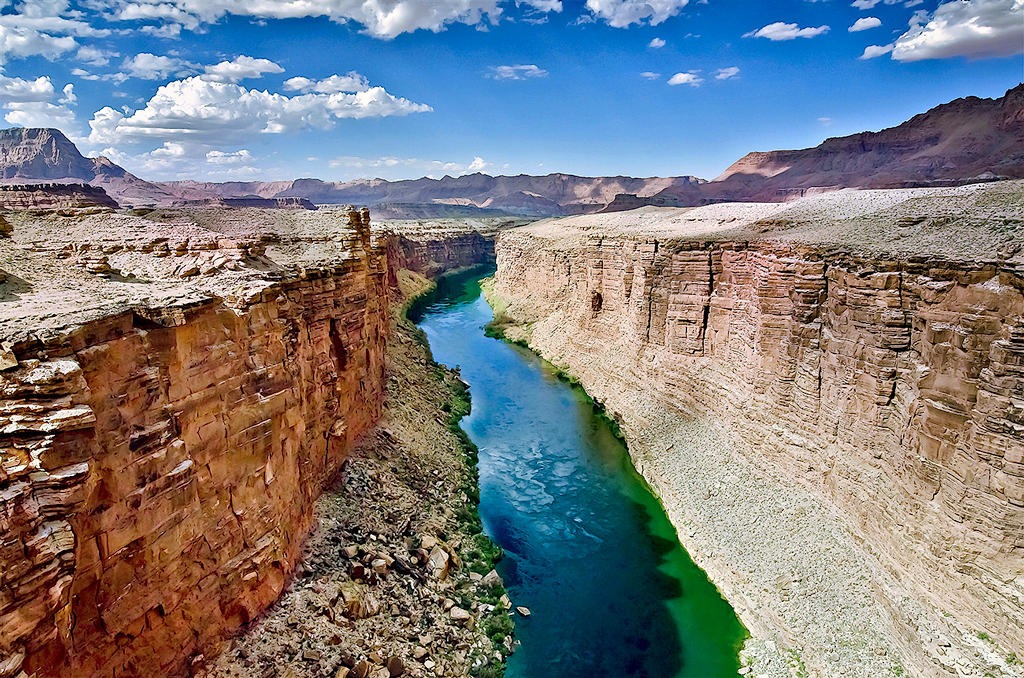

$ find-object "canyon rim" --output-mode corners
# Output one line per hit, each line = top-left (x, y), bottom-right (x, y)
(1, 1), (1023, 677)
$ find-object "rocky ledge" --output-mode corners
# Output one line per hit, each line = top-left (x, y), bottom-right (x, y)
(487, 180), (1024, 678)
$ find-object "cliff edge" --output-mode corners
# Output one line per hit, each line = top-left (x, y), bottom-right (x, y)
(490, 179), (1024, 678)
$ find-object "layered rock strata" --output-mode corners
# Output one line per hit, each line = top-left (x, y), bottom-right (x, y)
(385, 221), (506, 280)
(0, 207), (507, 677)
(0, 184), (119, 211)
(170, 197), (318, 211)
(1, 242), (388, 678)
(489, 180), (1024, 678)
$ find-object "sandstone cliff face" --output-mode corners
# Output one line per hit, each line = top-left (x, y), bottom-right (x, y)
(0, 206), (511, 677)
(490, 183), (1024, 677)
(0, 249), (390, 677)
(386, 227), (496, 280)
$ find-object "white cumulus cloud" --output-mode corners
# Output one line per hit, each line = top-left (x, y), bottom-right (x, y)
(0, 73), (57, 102)
(121, 52), (196, 79)
(105, 0), (561, 39)
(201, 55), (284, 82)
(87, 75), (432, 146)
(101, 141), (263, 179)
(860, 43), (895, 58)
(0, 25), (76, 63)
(849, 16), (881, 31)
(150, 140), (187, 158)
(745, 22), (831, 40)
(283, 72), (371, 93)
(0, 72), (77, 130)
(648, 37), (666, 48)
(0, 0), (110, 64)
(891, 0), (1024, 61)
(585, 0), (691, 27)
(76, 45), (118, 66)
(667, 71), (703, 86)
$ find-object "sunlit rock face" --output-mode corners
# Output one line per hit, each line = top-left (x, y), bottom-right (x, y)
(490, 182), (1024, 676)
(0, 205), (507, 678)
(0, 251), (389, 677)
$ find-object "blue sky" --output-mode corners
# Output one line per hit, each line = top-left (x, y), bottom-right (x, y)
(0, 0), (1021, 182)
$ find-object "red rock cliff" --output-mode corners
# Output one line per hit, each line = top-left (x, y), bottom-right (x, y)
(0, 205), (510, 678)
(385, 227), (496, 281)
(0, 229), (393, 677)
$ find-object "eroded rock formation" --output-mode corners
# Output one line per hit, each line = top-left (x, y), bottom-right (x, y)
(489, 180), (1024, 677)
(0, 184), (118, 211)
(385, 220), (511, 279)
(0, 206), (507, 677)
(1, 249), (388, 678)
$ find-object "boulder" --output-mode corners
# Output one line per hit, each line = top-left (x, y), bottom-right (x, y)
(338, 581), (381, 619)
(427, 546), (450, 580)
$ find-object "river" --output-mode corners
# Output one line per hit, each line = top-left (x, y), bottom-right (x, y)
(409, 268), (746, 678)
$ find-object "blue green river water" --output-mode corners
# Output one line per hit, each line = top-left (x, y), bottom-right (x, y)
(410, 268), (746, 678)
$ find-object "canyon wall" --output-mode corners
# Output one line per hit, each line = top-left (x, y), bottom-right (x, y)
(385, 227), (496, 281)
(0, 205), (507, 678)
(489, 186), (1024, 677)
(0, 231), (394, 677)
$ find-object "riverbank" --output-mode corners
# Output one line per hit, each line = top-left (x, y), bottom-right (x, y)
(424, 269), (746, 677)
(204, 270), (513, 678)
(481, 275), (925, 677)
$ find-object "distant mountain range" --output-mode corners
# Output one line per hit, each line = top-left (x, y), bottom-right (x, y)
(669, 82), (1024, 204)
(1, 84), (1021, 215)
(162, 174), (704, 216)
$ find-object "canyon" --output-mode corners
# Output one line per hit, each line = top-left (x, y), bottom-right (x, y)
(486, 180), (1024, 677)
(1, 83), (1023, 678)
(0, 175), (1022, 677)
(0, 204), (504, 678)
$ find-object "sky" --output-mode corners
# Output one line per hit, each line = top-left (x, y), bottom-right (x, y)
(0, 0), (1021, 183)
